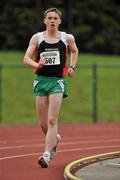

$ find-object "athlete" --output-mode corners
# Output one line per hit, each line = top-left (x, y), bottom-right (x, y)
(23, 7), (78, 168)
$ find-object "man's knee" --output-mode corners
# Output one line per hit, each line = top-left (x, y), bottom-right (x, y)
(48, 117), (56, 127)
(40, 122), (48, 134)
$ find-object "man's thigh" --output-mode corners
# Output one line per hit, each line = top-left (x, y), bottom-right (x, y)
(48, 93), (63, 118)
(36, 96), (48, 122)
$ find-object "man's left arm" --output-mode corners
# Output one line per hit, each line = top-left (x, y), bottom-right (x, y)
(67, 34), (79, 77)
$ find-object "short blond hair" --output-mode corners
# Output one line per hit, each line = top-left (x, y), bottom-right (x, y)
(44, 8), (62, 19)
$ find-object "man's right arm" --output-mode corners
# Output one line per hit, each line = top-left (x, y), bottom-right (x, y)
(23, 34), (46, 69)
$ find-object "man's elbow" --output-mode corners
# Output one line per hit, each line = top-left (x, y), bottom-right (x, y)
(23, 56), (27, 64)
(73, 48), (79, 55)
(76, 47), (79, 54)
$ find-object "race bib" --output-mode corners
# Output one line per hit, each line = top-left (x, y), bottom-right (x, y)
(40, 51), (60, 65)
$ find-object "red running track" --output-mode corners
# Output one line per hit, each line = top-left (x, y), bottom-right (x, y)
(0, 123), (120, 180)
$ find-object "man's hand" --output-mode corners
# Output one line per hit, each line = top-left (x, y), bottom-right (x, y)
(34, 57), (46, 72)
(38, 57), (46, 68)
(68, 67), (75, 78)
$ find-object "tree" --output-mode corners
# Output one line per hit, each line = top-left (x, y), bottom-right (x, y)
(0, 0), (120, 54)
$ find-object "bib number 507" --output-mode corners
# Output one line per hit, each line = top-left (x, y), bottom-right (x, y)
(46, 57), (55, 65)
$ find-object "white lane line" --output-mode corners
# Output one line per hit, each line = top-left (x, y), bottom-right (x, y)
(0, 138), (119, 150)
(0, 139), (44, 144)
(0, 153), (40, 160)
(0, 144), (120, 161)
(0, 135), (120, 144)
(0, 144), (43, 150)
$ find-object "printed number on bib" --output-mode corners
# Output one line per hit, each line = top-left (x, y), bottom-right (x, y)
(40, 51), (60, 65)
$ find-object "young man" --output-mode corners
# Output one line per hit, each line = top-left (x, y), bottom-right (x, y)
(23, 7), (78, 168)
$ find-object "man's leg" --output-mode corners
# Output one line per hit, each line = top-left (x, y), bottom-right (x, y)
(45, 93), (63, 152)
(38, 93), (63, 167)
(36, 96), (48, 135)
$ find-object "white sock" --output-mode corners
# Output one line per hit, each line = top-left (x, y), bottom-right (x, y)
(43, 151), (50, 161)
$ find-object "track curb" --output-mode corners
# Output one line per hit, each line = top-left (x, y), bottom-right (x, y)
(64, 151), (120, 180)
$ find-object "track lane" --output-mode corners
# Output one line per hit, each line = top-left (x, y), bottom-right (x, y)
(0, 123), (120, 180)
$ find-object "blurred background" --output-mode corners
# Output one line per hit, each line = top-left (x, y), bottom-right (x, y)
(0, 0), (120, 124)
(0, 0), (120, 54)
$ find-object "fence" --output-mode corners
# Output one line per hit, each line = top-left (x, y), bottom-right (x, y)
(0, 63), (120, 124)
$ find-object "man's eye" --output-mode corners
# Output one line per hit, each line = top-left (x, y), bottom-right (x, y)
(47, 17), (58, 20)
(48, 17), (52, 20)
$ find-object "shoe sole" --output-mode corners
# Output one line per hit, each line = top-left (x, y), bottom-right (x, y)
(38, 157), (48, 168)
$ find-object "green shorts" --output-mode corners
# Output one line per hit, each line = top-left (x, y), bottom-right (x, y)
(33, 75), (68, 98)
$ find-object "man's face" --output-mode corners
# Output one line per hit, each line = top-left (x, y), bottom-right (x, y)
(44, 11), (61, 30)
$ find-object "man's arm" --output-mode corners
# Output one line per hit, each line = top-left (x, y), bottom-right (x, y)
(23, 34), (46, 69)
(67, 34), (79, 77)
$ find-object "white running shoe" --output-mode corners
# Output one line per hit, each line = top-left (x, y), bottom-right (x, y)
(50, 134), (61, 159)
(38, 152), (50, 168)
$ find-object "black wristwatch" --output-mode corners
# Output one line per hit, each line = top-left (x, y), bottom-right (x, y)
(70, 66), (75, 71)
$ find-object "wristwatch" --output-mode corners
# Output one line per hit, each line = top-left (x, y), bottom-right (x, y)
(70, 65), (75, 71)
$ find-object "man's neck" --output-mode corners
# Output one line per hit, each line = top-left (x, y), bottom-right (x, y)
(43, 30), (60, 43)
(45, 30), (60, 37)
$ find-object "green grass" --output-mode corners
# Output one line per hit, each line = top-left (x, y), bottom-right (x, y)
(0, 51), (120, 124)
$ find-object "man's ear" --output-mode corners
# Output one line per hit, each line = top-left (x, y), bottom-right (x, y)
(43, 18), (46, 25)
(59, 19), (61, 25)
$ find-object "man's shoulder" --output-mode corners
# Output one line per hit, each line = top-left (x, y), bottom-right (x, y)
(66, 33), (74, 41)
(32, 32), (43, 37)
(60, 31), (74, 39)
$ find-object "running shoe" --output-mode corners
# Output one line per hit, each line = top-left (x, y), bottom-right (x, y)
(50, 134), (61, 159)
(38, 152), (50, 168)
